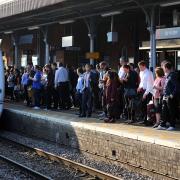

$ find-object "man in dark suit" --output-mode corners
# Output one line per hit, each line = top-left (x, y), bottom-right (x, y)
(81, 64), (94, 118)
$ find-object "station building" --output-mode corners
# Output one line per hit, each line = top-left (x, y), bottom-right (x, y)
(0, 0), (180, 71)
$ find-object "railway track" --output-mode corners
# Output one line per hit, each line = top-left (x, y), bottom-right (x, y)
(0, 154), (51, 180)
(0, 135), (121, 180)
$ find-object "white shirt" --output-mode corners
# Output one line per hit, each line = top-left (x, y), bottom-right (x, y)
(118, 67), (126, 79)
(54, 67), (69, 87)
(76, 75), (84, 93)
(84, 72), (91, 88)
(98, 70), (106, 89)
(139, 68), (154, 95)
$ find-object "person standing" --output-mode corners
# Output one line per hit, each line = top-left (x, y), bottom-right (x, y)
(21, 68), (30, 106)
(51, 63), (59, 109)
(104, 71), (121, 123)
(7, 69), (15, 100)
(81, 64), (93, 118)
(157, 62), (178, 131)
(29, 65), (42, 109)
(98, 61), (109, 119)
(122, 65), (139, 123)
(152, 67), (165, 128)
(137, 61), (154, 125)
(44, 64), (54, 110)
(75, 67), (84, 117)
(118, 57), (128, 80)
(55, 63), (71, 110)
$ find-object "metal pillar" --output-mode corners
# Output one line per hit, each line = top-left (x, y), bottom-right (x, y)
(89, 34), (95, 65)
(45, 38), (49, 65)
(12, 35), (19, 68)
(42, 27), (49, 65)
(85, 17), (96, 65)
(149, 6), (156, 72)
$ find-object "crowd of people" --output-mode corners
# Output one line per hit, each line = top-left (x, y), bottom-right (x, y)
(4, 58), (180, 131)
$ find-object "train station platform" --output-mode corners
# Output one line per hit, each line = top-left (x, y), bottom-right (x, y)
(1, 103), (180, 180)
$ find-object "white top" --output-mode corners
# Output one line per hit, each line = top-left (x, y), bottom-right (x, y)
(99, 70), (106, 89)
(76, 75), (84, 93)
(139, 68), (154, 95)
(84, 72), (91, 88)
(54, 67), (69, 87)
(118, 67), (125, 79)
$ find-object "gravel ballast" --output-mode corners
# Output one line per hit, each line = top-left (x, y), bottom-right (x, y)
(0, 138), (84, 180)
(0, 131), (152, 180)
(0, 159), (37, 180)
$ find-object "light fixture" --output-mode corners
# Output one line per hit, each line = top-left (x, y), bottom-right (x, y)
(101, 11), (122, 17)
(160, 1), (180, 7)
(28, 26), (40, 30)
(4, 31), (13, 34)
(0, 39), (2, 45)
(59, 20), (75, 25)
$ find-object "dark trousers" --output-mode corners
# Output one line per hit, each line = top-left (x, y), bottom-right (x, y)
(33, 89), (41, 107)
(45, 87), (53, 109)
(140, 92), (152, 122)
(24, 85), (30, 106)
(70, 88), (76, 107)
(160, 97), (177, 128)
(75, 92), (82, 114)
(52, 88), (59, 109)
(8, 87), (14, 100)
(82, 88), (92, 116)
(58, 82), (71, 109)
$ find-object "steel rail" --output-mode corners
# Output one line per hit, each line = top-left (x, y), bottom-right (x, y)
(1, 134), (179, 180)
(0, 154), (52, 180)
(0, 136), (121, 180)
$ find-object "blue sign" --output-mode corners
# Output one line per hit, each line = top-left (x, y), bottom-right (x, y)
(156, 27), (180, 40)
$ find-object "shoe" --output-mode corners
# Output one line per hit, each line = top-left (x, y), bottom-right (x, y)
(98, 112), (105, 117)
(104, 118), (110, 123)
(109, 119), (116, 123)
(79, 115), (86, 118)
(87, 114), (92, 118)
(166, 127), (175, 131)
(126, 120), (135, 124)
(156, 125), (166, 130)
(153, 123), (159, 128)
(33, 106), (40, 110)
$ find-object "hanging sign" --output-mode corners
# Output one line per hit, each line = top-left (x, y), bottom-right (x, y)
(86, 52), (100, 59)
(156, 27), (180, 40)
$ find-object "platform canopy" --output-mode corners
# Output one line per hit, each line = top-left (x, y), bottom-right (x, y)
(0, 0), (179, 32)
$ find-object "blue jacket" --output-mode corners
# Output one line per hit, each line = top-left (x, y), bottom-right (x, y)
(32, 71), (42, 90)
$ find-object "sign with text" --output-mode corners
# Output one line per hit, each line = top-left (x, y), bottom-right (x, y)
(62, 36), (74, 47)
(156, 27), (180, 40)
(86, 52), (100, 59)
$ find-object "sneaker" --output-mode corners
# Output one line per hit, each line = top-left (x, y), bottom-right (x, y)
(153, 123), (159, 128)
(99, 116), (107, 120)
(33, 106), (40, 110)
(98, 112), (105, 117)
(156, 125), (166, 130)
(166, 127), (175, 131)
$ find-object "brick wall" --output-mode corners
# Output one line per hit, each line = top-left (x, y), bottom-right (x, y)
(2, 109), (180, 180)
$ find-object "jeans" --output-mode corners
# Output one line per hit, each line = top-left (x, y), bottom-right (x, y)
(160, 97), (178, 128)
(33, 89), (41, 107)
(82, 88), (92, 116)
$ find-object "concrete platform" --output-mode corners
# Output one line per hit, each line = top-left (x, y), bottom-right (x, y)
(1, 103), (180, 180)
